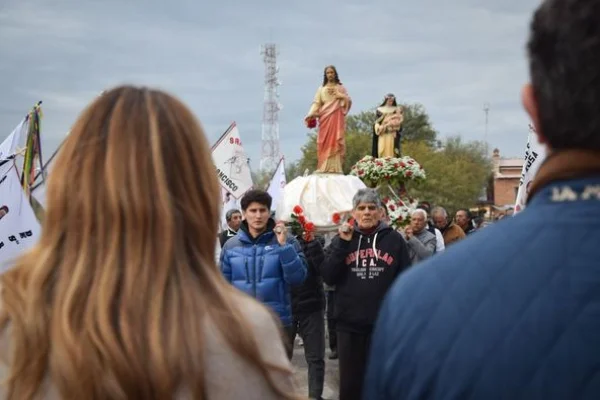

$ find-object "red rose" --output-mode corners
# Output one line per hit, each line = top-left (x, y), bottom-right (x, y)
(400, 162), (406, 168)
(293, 205), (303, 215)
(298, 215), (306, 224)
(304, 222), (315, 232)
(406, 171), (413, 177)
(389, 204), (396, 211)
(348, 217), (355, 226)
(332, 213), (341, 224)
(306, 118), (317, 129)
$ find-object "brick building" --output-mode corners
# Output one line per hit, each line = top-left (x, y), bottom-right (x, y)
(492, 148), (523, 207)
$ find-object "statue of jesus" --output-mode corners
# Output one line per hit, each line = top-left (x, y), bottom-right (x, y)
(304, 65), (352, 174)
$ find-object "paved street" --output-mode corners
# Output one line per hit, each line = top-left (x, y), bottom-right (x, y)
(291, 337), (339, 400)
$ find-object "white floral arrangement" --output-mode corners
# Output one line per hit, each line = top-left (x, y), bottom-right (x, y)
(382, 196), (419, 229)
(349, 155), (426, 187)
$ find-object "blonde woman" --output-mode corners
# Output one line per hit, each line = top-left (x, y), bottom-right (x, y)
(0, 86), (303, 400)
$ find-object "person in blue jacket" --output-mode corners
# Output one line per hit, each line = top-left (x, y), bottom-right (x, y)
(363, 0), (600, 399)
(220, 189), (307, 358)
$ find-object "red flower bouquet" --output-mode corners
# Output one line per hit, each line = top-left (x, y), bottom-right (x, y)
(290, 205), (315, 241)
(332, 212), (354, 227)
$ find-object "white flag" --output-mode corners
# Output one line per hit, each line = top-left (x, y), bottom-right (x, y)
(0, 165), (42, 273)
(514, 125), (546, 214)
(211, 123), (253, 199)
(266, 158), (286, 212)
(0, 119), (27, 162)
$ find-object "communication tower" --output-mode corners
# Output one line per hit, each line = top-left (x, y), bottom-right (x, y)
(259, 43), (282, 173)
(483, 102), (490, 155)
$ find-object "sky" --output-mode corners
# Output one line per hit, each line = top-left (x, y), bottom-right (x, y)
(0, 0), (540, 172)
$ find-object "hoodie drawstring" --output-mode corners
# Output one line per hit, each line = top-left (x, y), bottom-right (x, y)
(355, 235), (363, 268)
(373, 232), (379, 262)
(355, 232), (380, 274)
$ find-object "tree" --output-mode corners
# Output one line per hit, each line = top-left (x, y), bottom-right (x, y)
(400, 104), (439, 145)
(345, 103), (438, 145)
(403, 137), (492, 213)
(285, 160), (303, 181)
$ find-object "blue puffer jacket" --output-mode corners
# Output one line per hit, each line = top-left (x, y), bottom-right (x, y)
(220, 219), (307, 327)
(363, 176), (600, 400)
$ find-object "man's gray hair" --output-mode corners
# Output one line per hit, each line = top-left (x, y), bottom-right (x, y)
(431, 206), (448, 218)
(225, 209), (241, 221)
(352, 188), (382, 209)
(412, 208), (428, 220)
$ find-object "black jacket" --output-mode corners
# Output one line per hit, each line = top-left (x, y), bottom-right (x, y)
(291, 237), (326, 316)
(321, 222), (411, 333)
(219, 228), (237, 248)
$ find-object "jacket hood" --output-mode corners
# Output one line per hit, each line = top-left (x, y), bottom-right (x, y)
(354, 221), (392, 236)
(239, 218), (276, 243)
(348, 221), (395, 267)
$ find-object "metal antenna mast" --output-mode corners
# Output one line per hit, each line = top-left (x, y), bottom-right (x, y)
(259, 43), (282, 173)
(483, 102), (490, 155)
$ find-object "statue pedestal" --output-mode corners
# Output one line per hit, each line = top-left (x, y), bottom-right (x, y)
(275, 173), (366, 231)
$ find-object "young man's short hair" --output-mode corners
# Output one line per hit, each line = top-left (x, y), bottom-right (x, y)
(240, 190), (272, 211)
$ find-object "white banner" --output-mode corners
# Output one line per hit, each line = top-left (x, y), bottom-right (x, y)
(211, 123), (253, 199)
(514, 125), (546, 214)
(0, 166), (42, 273)
(0, 119), (27, 161)
(266, 157), (286, 212)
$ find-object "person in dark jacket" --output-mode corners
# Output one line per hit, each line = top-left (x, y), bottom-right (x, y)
(218, 208), (242, 247)
(324, 284), (337, 359)
(289, 235), (326, 400)
(455, 208), (476, 235)
(321, 188), (411, 400)
(363, 1), (600, 398)
(220, 190), (307, 351)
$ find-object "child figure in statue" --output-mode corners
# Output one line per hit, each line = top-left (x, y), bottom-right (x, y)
(304, 65), (352, 174)
(372, 94), (404, 158)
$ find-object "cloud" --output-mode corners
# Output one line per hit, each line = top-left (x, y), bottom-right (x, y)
(0, 0), (541, 171)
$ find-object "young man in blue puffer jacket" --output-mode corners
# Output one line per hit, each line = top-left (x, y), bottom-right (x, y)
(220, 189), (307, 357)
(363, 1), (600, 399)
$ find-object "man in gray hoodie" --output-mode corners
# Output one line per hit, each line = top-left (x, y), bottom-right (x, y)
(402, 209), (436, 264)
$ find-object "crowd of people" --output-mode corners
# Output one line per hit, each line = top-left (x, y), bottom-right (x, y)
(0, 0), (598, 399)
(216, 187), (482, 399)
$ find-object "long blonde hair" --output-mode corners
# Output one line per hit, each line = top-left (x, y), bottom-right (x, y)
(0, 86), (301, 399)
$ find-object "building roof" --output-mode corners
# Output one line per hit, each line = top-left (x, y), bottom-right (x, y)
(498, 158), (523, 167)
(496, 173), (521, 179)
